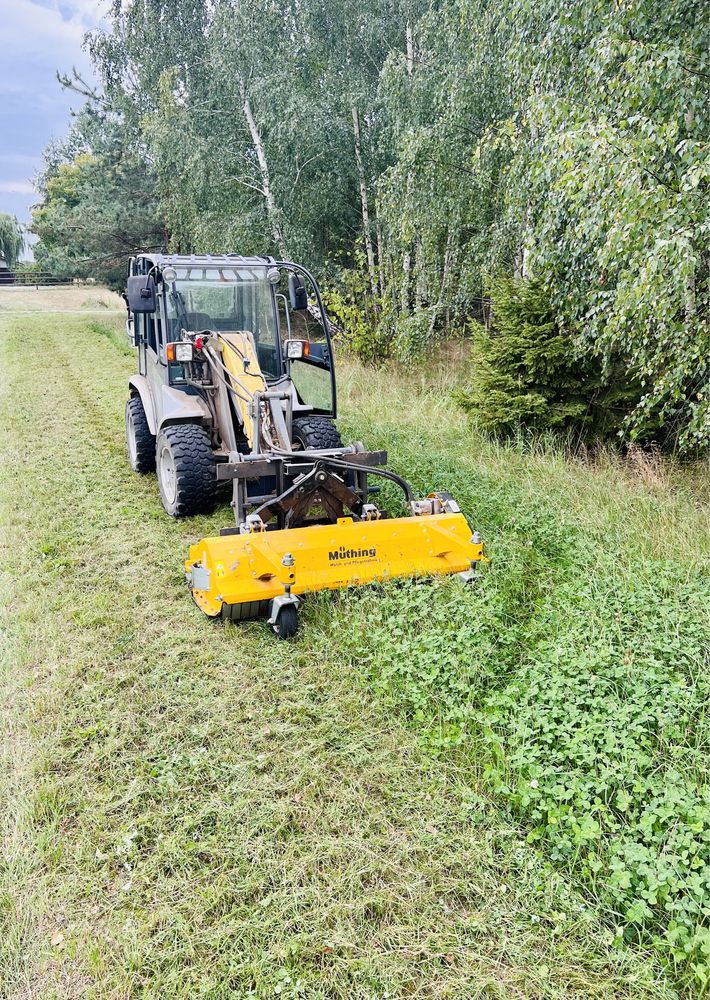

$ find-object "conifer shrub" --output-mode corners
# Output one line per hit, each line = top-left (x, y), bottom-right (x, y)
(458, 276), (636, 440)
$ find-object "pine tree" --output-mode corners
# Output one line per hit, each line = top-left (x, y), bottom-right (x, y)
(459, 277), (637, 439)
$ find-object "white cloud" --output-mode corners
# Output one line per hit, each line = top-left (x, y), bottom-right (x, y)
(0, 181), (36, 194)
(0, 181), (35, 194)
(1, 1), (109, 84)
(64, 0), (109, 24)
(5, 0), (108, 40)
(0, 154), (41, 167)
(4, 2), (86, 51)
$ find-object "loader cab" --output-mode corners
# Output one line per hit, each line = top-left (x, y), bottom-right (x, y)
(162, 263), (282, 379)
(127, 254), (337, 418)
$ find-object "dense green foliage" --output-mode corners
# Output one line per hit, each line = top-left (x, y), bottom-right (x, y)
(332, 426), (710, 989)
(518, 0), (710, 449)
(0, 213), (24, 270)
(32, 0), (709, 447)
(32, 109), (163, 289)
(459, 277), (638, 438)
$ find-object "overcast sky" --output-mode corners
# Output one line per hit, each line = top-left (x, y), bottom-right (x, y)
(1, 0), (105, 234)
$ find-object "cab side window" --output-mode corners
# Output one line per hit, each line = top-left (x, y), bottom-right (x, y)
(140, 312), (157, 353)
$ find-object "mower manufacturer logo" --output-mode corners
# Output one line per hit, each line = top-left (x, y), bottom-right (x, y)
(329, 545), (377, 562)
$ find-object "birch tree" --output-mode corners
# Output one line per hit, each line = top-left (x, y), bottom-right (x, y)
(31, 0), (710, 448)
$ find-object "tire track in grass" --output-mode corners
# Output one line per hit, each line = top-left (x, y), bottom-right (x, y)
(0, 313), (677, 999)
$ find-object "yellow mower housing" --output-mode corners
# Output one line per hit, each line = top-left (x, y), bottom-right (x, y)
(187, 510), (486, 621)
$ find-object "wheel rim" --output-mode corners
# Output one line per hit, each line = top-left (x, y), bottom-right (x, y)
(126, 416), (137, 465)
(159, 444), (177, 505)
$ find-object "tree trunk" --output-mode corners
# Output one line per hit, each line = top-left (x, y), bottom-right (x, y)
(415, 236), (425, 308)
(400, 19), (415, 314)
(351, 105), (378, 299)
(401, 250), (412, 312)
(427, 227), (455, 339)
(521, 241), (531, 279)
(515, 200), (532, 278)
(376, 217), (385, 297)
(243, 92), (286, 256)
(518, 108), (536, 277)
(684, 268), (697, 320)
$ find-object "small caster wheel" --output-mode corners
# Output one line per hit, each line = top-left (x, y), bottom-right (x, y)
(271, 603), (298, 639)
(457, 566), (479, 586)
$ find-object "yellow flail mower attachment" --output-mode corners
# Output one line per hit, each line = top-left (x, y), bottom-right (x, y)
(186, 445), (487, 638)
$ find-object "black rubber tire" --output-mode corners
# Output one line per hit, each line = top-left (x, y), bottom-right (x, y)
(125, 396), (155, 473)
(271, 604), (298, 639)
(155, 424), (216, 517)
(291, 415), (343, 451)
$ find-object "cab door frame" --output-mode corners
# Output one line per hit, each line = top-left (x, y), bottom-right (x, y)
(273, 261), (337, 419)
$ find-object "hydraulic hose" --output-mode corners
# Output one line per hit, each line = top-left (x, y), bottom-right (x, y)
(267, 447), (415, 503)
(203, 343), (254, 405)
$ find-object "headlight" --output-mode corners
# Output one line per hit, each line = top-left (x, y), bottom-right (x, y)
(162, 265), (178, 283)
(285, 339), (310, 360)
(174, 342), (194, 362)
(167, 342), (194, 362)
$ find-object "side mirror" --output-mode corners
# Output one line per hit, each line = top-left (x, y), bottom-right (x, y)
(127, 274), (157, 313)
(288, 273), (308, 311)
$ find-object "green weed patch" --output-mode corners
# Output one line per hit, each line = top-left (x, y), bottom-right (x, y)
(333, 456), (710, 989)
(488, 562), (710, 974)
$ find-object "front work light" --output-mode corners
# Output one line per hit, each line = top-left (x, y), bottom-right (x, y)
(285, 339), (310, 360)
(167, 342), (194, 362)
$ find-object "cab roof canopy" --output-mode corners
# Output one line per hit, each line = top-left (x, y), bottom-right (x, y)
(136, 253), (279, 269)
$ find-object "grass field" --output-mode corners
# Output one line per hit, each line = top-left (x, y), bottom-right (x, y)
(1, 291), (708, 998)
(0, 285), (124, 313)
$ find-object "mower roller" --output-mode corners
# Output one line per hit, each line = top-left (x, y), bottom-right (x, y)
(124, 253), (486, 638)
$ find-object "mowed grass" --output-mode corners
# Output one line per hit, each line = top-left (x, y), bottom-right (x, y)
(0, 299), (704, 998)
(0, 284), (123, 312)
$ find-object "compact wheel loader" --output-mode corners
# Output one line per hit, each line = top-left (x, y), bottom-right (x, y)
(124, 253), (486, 638)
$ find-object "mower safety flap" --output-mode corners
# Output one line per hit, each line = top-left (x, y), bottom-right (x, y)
(186, 513), (485, 617)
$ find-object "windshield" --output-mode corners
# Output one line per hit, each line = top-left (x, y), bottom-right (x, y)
(165, 265), (280, 378)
